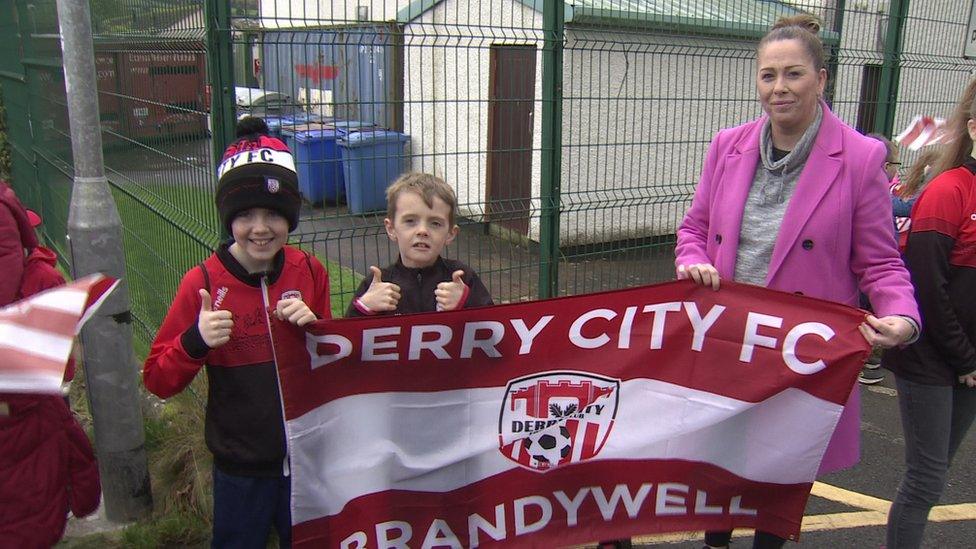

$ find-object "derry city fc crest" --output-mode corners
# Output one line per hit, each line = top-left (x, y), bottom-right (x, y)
(499, 371), (619, 472)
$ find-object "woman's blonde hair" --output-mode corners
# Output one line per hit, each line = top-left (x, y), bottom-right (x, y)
(899, 147), (943, 197)
(928, 79), (976, 180)
(758, 14), (826, 72)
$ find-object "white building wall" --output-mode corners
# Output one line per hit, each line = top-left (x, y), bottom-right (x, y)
(402, 3), (764, 245)
(259, 0), (408, 28)
(828, 0), (976, 161)
(559, 30), (759, 244)
(403, 0), (545, 237)
(897, 0), (976, 135)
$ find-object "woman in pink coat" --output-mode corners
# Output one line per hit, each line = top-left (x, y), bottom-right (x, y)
(675, 14), (919, 549)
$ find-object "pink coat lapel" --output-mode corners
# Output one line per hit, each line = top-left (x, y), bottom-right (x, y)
(714, 125), (761, 277)
(766, 105), (844, 283)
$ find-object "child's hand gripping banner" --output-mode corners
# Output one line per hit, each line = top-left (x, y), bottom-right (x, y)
(0, 274), (118, 394)
(280, 280), (871, 547)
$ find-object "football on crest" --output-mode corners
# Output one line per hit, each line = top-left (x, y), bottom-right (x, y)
(525, 425), (572, 467)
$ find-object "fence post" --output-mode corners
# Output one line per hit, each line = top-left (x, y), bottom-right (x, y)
(205, 0), (237, 169)
(824, 0), (847, 106)
(56, 0), (152, 522)
(876, 0), (910, 137)
(538, 0), (564, 299)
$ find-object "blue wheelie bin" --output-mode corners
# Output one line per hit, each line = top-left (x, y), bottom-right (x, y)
(289, 127), (345, 205)
(339, 130), (411, 214)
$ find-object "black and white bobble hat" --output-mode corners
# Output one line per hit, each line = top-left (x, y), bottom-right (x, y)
(215, 133), (301, 233)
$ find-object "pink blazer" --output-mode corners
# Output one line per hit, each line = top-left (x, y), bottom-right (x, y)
(676, 104), (920, 473)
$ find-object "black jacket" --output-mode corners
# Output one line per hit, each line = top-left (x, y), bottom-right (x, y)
(885, 160), (976, 385)
(346, 256), (492, 317)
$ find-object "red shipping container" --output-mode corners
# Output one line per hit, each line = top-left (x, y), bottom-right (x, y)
(119, 49), (207, 139)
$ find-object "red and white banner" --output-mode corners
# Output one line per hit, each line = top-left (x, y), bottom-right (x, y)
(0, 274), (118, 394)
(280, 281), (870, 547)
(894, 115), (947, 150)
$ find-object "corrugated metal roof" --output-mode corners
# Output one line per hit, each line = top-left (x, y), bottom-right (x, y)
(568, 0), (832, 41)
(570, 0), (800, 27)
(398, 1), (829, 42)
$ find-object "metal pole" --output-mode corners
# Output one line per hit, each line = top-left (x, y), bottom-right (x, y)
(876, 0), (910, 137)
(823, 0), (847, 107)
(538, 0), (564, 299)
(56, 0), (152, 522)
(205, 0), (237, 169)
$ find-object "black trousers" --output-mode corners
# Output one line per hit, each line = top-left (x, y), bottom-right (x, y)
(704, 530), (786, 548)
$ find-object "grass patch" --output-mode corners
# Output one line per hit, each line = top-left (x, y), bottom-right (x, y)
(304, 247), (363, 318)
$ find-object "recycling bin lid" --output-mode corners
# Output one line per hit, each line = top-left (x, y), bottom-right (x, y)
(329, 120), (376, 131)
(282, 122), (338, 137)
(292, 128), (341, 141)
(339, 130), (410, 147)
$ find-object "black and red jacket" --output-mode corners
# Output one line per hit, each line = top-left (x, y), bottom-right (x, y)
(346, 256), (493, 317)
(885, 160), (976, 385)
(143, 243), (330, 476)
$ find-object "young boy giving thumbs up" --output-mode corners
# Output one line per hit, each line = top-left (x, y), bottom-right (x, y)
(143, 117), (330, 547)
(347, 172), (492, 317)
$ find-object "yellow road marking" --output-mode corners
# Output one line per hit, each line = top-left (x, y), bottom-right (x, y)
(866, 385), (898, 397)
(810, 481), (892, 513)
(624, 483), (976, 545)
(930, 503), (976, 521)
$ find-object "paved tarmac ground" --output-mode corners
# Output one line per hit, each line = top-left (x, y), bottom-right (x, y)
(628, 369), (976, 548)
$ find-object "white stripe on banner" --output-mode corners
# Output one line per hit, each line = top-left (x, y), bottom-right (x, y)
(288, 379), (842, 524)
(25, 288), (88, 315)
(0, 372), (64, 394)
(0, 321), (74, 361)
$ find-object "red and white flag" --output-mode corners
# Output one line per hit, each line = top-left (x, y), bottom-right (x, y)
(0, 274), (118, 394)
(280, 281), (869, 547)
(894, 115), (947, 150)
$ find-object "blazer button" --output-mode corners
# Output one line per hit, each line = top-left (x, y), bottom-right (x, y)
(802, 239), (814, 250)
(715, 234), (722, 243)
(794, 291), (804, 295)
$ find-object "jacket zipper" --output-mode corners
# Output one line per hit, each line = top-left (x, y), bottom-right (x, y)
(260, 274), (291, 477)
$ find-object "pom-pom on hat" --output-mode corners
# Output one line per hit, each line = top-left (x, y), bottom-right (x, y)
(215, 131), (301, 233)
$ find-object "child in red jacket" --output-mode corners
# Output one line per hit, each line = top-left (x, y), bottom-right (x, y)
(0, 394), (101, 548)
(143, 117), (331, 547)
(0, 204), (100, 547)
(20, 209), (77, 385)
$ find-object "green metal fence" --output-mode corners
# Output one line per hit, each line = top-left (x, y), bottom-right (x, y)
(1, 0), (975, 351)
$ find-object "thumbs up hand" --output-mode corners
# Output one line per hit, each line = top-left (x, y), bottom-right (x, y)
(435, 270), (467, 312)
(276, 298), (317, 327)
(358, 266), (401, 313)
(198, 289), (233, 348)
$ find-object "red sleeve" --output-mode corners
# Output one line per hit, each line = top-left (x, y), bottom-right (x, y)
(0, 202), (25, 306)
(142, 267), (208, 398)
(18, 249), (66, 299)
(910, 174), (966, 238)
(64, 409), (101, 518)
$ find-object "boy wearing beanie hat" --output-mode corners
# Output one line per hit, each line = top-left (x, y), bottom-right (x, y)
(143, 117), (331, 547)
